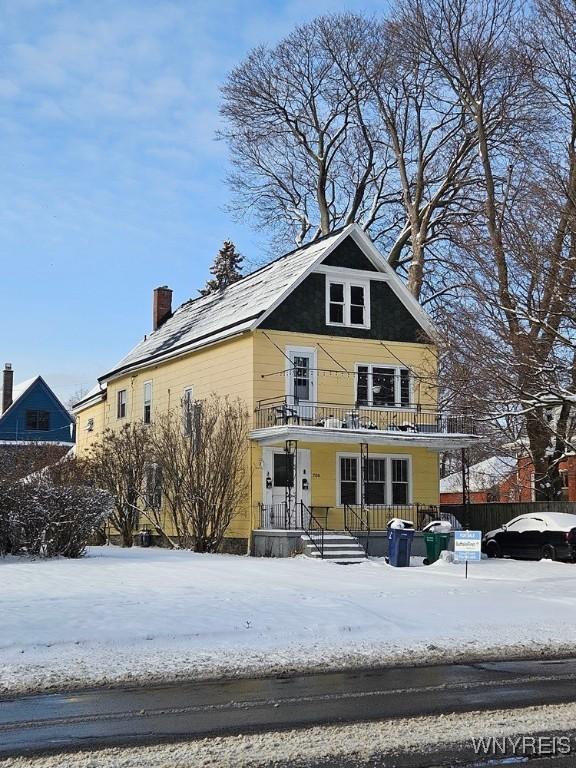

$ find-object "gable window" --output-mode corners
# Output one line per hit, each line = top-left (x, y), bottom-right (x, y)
(26, 409), (50, 431)
(117, 389), (127, 419)
(143, 381), (152, 424)
(356, 365), (411, 408)
(338, 455), (411, 506)
(328, 283), (345, 324)
(326, 279), (369, 329)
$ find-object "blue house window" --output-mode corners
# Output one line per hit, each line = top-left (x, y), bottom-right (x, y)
(26, 409), (50, 431)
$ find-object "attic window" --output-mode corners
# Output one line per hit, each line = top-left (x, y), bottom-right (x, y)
(26, 409), (50, 431)
(326, 279), (370, 329)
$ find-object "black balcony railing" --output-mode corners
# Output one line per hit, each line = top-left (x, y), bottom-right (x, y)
(254, 398), (475, 435)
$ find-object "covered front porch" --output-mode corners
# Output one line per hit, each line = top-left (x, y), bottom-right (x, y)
(249, 418), (477, 557)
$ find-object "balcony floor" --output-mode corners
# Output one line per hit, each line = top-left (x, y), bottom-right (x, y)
(250, 424), (481, 449)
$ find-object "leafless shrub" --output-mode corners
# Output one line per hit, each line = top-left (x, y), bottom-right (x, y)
(152, 395), (249, 552)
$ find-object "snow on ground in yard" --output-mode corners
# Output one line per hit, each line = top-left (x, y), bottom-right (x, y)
(5, 703), (576, 767)
(1, 546), (576, 695)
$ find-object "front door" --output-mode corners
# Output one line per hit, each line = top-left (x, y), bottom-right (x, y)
(286, 346), (316, 422)
(263, 448), (311, 528)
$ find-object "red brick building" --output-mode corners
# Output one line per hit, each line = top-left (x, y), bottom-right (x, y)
(440, 454), (576, 504)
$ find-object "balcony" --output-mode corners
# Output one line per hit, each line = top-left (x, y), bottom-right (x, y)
(254, 398), (475, 435)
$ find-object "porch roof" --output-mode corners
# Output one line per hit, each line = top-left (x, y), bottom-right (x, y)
(249, 425), (482, 450)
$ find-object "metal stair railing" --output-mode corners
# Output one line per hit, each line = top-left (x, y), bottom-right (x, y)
(300, 501), (325, 559)
(344, 504), (371, 556)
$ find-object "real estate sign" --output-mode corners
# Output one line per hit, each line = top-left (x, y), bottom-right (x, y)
(454, 530), (482, 562)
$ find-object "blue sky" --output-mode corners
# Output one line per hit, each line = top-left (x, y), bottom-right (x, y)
(0, 0), (384, 404)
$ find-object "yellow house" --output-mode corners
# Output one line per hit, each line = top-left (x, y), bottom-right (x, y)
(74, 225), (479, 559)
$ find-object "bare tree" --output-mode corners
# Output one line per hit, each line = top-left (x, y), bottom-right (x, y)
(86, 423), (152, 547)
(220, 11), (479, 290)
(413, 0), (576, 497)
(152, 395), (249, 553)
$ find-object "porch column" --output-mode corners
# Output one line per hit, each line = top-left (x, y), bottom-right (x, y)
(285, 439), (298, 527)
(360, 442), (369, 519)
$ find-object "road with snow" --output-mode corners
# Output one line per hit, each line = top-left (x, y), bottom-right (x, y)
(3, 657), (576, 758)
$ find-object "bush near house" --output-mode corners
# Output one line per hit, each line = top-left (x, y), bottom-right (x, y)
(0, 481), (111, 558)
(0, 450), (112, 559)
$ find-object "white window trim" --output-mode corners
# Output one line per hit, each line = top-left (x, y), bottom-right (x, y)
(117, 389), (127, 419)
(285, 346), (317, 404)
(143, 380), (152, 423)
(336, 452), (412, 507)
(325, 276), (370, 329)
(355, 363), (413, 409)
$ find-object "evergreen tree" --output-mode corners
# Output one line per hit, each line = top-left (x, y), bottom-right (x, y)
(200, 240), (243, 295)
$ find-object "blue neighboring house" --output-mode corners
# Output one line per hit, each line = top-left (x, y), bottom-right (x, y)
(0, 363), (75, 444)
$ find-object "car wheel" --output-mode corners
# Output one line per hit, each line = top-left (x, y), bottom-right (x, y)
(541, 544), (556, 561)
(485, 540), (501, 558)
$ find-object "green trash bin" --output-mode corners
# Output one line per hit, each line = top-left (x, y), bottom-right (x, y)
(423, 532), (451, 565)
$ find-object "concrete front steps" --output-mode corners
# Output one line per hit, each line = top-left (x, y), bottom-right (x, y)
(301, 531), (366, 564)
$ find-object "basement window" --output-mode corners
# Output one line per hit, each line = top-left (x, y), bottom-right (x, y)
(25, 409), (50, 431)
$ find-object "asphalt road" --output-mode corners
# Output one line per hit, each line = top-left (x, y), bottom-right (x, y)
(2, 657), (576, 758)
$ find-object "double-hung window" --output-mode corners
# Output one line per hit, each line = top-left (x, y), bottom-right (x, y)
(117, 389), (127, 419)
(145, 463), (162, 509)
(25, 409), (50, 431)
(356, 365), (411, 408)
(338, 455), (411, 506)
(182, 387), (195, 434)
(326, 279), (369, 329)
(143, 381), (152, 424)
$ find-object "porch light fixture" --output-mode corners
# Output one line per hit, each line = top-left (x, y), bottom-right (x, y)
(372, 385), (382, 394)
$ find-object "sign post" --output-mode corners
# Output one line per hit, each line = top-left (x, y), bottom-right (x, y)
(454, 530), (482, 579)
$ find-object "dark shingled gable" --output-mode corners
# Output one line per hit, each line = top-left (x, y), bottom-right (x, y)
(261, 273), (428, 343)
(321, 238), (378, 271)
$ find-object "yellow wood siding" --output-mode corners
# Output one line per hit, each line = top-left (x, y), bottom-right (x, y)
(103, 333), (255, 429)
(76, 328), (441, 546)
(252, 329), (437, 408)
(249, 442), (439, 530)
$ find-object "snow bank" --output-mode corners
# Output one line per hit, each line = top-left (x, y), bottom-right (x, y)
(1, 546), (576, 695)
(5, 703), (576, 768)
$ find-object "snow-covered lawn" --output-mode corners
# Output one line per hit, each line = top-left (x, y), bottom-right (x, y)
(2, 546), (576, 695)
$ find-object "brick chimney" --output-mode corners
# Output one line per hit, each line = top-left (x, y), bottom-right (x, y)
(2, 363), (13, 414)
(153, 286), (172, 331)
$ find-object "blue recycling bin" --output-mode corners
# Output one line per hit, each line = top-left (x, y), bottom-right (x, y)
(387, 528), (415, 567)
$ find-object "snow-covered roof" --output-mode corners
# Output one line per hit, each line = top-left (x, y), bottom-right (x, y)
(440, 456), (517, 493)
(0, 376), (38, 409)
(73, 382), (107, 413)
(98, 224), (434, 384)
(101, 230), (347, 381)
